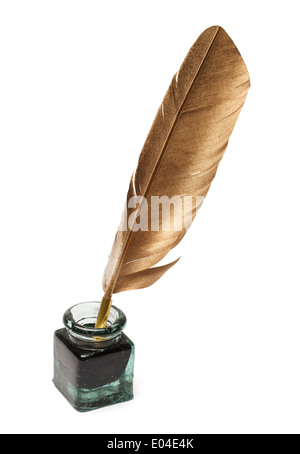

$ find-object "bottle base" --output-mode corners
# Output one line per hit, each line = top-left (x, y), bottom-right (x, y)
(53, 380), (134, 413)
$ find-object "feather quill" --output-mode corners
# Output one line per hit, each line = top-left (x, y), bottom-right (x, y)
(96, 26), (250, 327)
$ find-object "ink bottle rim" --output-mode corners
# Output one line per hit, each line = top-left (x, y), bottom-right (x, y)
(63, 301), (126, 349)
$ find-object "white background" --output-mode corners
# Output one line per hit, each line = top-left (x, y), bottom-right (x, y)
(1, 0), (299, 435)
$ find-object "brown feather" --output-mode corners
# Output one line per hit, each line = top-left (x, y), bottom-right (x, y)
(102, 25), (250, 302)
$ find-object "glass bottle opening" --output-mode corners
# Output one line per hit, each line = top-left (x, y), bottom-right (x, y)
(63, 302), (126, 349)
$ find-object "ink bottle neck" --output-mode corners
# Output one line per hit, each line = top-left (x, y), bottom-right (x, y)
(63, 302), (127, 350)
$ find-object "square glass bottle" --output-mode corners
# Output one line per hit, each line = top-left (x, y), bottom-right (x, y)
(53, 302), (134, 412)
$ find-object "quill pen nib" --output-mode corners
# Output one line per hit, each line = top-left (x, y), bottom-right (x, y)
(95, 297), (112, 328)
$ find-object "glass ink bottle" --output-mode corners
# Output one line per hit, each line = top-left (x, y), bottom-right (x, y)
(53, 302), (134, 412)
